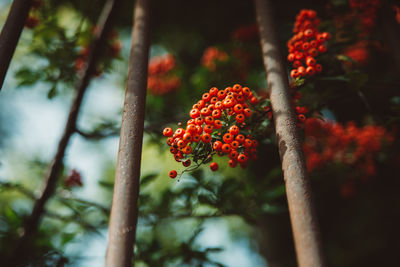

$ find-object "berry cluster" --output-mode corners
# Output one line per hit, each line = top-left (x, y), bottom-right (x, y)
(75, 28), (122, 76)
(342, 40), (369, 66)
(201, 47), (229, 71)
(25, 0), (42, 29)
(232, 24), (259, 42)
(64, 169), (83, 188)
(287, 9), (331, 79)
(163, 84), (269, 179)
(349, 0), (381, 32)
(147, 54), (181, 95)
(303, 118), (394, 177)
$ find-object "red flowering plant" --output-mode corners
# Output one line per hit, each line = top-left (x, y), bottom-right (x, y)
(147, 54), (181, 95)
(163, 84), (272, 179)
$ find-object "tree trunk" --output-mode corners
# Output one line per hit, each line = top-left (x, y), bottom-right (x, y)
(0, 0), (33, 90)
(254, 0), (327, 266)
(105, 0), (150, 266)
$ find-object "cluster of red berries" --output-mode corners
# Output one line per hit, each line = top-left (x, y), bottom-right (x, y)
(287, 9), (331, 79)
(75, 28), (121, 75)
(163, 84), (267, 179)
(64, 169), (83, 188)
(232, 24), (259, 42)
(349, 0), (381, 32)
(25, 0), (42, 29)
(147, 54), (181, 95)
(201, 47), (229, 71)
(303, 118), (394, 177)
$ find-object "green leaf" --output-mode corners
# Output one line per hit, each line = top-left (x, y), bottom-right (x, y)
(140, 173), (158, 186)
(47, 86), (57, 99)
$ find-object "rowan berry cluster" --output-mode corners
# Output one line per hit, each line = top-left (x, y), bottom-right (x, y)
(201, 47), (229, 71)
(303, 118), (393, 177)
(287, 9), (331, 79)
(147, 54), (181, 95)
(349, 0), (381, 32)
(163, 84), (270, 179)
(64, 169), (83, 188)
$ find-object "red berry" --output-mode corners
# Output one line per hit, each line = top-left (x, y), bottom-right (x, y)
(229, 125), (239, 135)
(223, 133), (234, 143)
(169, 170), (177, 178)
(182, 159), (191, 167)
(214, 120), (222, 129)
(237, 153), (247, 163)
(202, 133), (211, 143)
(163, 127), (173, 137)
(210, 162), (219, 171)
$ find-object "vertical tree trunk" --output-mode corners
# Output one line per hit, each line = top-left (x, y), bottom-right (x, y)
(0, 0), (33, 90)
(105, 0), (150, 266)
(6, 0), (120, 265)
(254, 0), (327, 266)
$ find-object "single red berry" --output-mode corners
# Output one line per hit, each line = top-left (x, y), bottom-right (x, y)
(229, 159), (237, 168)
(209, 87), (219, 96)
(202, 93), (211, 102)
(210, 162), (219, 171)
(214, 120), (222, 129)
(202, 133), (211, 143)
(306, 66), (315, 76)
(315, 64), (322, 73)
(186, 124), (196, 133)
(193, 134), (201, 142)
(200, 107), (210, 116)
(182, 132), (192, 142)
(203, 124), (213, 133)
(195, 117), (204, 125)
(236, 114), (245, 123)
(231, 141), (240, 149)
(213, 140), (223, 150)
(205, 116), (214, 125)
(287, 53), (295, 61)
(175, 128), (185, 137)
(233, 104), (243, 114)
(222, 143), (231, 153)
(244, 139), (253, 148)
(190, 109), (200, 119)
(182, 159), (191, 167)
(306, 56), (316, 66)
(223, 133), (234, 143)
(229, 125), (239, 135)
(237, 153), (247, 163)
(182, 146), (192, 154)
(212, 109), (221, 118)
(298, 114), (306, 122)
(163, 127), (173, 137)
(236, 134), (245, 143)
(318, 44), (327, 53)
(169, 170), (177, 178)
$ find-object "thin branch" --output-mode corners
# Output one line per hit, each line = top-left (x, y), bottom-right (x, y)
(105, 0), (151, 266)
(255, 0), (327, 266)
(0, 0), (34, 90)
(6, 0), (120, 265)
(0, 180), (36, 200)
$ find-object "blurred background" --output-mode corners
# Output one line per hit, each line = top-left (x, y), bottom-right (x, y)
(1, 0), (400, 266)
